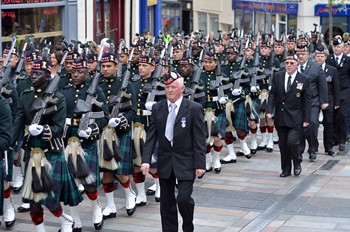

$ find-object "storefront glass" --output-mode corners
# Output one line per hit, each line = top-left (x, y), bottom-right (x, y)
(209, 13), (219, 34)
(2, 6), (62, 50)
(197, 12), (207, 34)
(96, 0), (112, 42)
(162, 2), (181, 34)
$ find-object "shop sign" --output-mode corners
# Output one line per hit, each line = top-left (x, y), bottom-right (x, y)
(1, 0), (60, 4)
(314, 4), (350, 16)
(232, 0), (298, 15)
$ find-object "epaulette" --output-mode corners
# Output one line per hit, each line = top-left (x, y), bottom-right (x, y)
(16, 74), (29, 80)
(22, 87), (34, 95)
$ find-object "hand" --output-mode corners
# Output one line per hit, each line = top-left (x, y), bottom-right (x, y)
(78, 127), (92, 139)
(145, 101), (156, 111)
(140, 163), (150, 175)
(250, 86), (259, 93)
(196, 169), (206, 178)
(108, 117), (121, 127)
(28, 124), (44, 136)
(320, 103), (329, 110)
(335, 105), (340, 109)
(303, 122), (310, 127)
(218, 96), (228, 104)
(232, 88), (242, 96)
(268, 86), (272, 91)
(266, 113), (273, 119)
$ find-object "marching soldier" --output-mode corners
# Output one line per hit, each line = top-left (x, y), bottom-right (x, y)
(60, 57), (108, 231)
(58, 45), (75, 90)
(98, 51), (137, 218)
(172, 41), (184, 73)
(12, 58), (82, 232)
(286, 33), (297, 52)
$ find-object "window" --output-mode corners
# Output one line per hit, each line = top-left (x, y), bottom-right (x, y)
(209, 14), (219, 34)
(198, 12), (207, 34)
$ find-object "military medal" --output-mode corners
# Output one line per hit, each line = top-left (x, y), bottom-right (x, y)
(181, 117), (186, 128)
(296, 92), (301, 97)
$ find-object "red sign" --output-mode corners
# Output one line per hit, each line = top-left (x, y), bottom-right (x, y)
(1, 11), (16, 17)
(1, 0), (59, 4)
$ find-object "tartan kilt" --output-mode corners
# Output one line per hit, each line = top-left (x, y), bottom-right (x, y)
(0, 158), (3, 215)
(100, 130), (134, 175)
(22, 150), (83, 209)
(246, 95), (260, 122)
(82, 142), (101, 188)
(216, 111), (228, 138)
(233, 99), (249, 132)
(4, 149), (13, 181)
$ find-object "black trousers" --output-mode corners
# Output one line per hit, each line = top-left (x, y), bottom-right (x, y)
(276, 125), (303, 174)
(323, 99), (334, 151)
(300, 105), (320, 154)
(159, 170), (195, 232)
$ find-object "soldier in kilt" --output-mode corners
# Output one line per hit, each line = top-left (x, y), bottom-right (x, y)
(131, 54), (165, 206)
(0, 95), (13, 227)
(58, 45), (75, 90)
(98, 51), (137, 218)
(172, 41), (184, 73)
(256, 38), (280, 153)
(200, 50), (231, 173)
(60, 57), (108, 231)
(11, 58), (82, 232)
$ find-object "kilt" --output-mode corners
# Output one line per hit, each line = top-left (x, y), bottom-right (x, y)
(82, 142), (101, 188)
(246, 95), (260, 122)
(216, 111), (228, 138)
(100, 130), (134, 175)
(0, 158), (3, 215)
(233, 99), (249, 132)
(23, 150), (83, 209)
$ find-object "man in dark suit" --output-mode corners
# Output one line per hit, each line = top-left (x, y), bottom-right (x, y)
(296, 44), (328, 161)
(141, 71), (206, 232)
(326, 36), (350, 150)
(267, 53), (311, 177)
(314, 43), (341, 156)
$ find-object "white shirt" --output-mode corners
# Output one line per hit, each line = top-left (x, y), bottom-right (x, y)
(285, 71), (297, 92)
(298, 61), (308, 73)
(167, 96), (183, 115)
(334, 54), (343, 64)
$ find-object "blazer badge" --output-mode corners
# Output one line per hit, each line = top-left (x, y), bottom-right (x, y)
(296, 82), (303, 90)
(296, 92), (301, 98)
(181, 117), (186, 128)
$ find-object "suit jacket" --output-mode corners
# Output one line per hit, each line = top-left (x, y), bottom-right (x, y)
(324, 64), (341, 107)
(142, 98), (206, 180)
(326, 54), (350, 91)
(301, 60), (328, 107)
(267, 71), (311, 127)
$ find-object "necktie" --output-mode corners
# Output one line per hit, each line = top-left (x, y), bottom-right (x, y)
(165, 103), (177, 143)
(336, 57), (339, 65)
(287, 75), (292, 92)
(300, 65), (305, 73)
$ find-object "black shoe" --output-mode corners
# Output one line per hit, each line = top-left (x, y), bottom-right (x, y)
(245, 154), (251, 159)
(73, 228), (82, 232)
(13, 185), (23, 194)
(126, 206), (136, 216)
(94, 218), (104, 230)
(273, 140), (279, 144)
(236, 151), (244, 156)
(5, 219), (15, 229)
(257, 145), (266, 150)
(250, 149), (257, 154)
(294, 163), (302, 176)
(103, 212), (116, 220)
(309, 152), (316, 162)
(279, 172), (291, 177)
(146, 189), (155, 195)
(136, 202), (146, 207)
(155, 197), (160, 202)
(327, 150), (335, 157)
(214, 167), (221, 173)
(339, 144), (346, 151)
(220, 159), (237, 164)
(205, 167), (213, 172)
(17, 205), (30, 213)
(266, 147), (273, 152)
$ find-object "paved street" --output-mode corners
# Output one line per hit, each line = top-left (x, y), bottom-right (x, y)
(6, 126), (350, 232)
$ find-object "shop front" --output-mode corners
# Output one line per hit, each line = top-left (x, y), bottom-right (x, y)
(1, 0), (77, 53)
(232, 0), (298, 37)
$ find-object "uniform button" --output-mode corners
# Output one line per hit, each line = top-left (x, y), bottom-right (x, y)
(108, 85), (111, 88)
(107, 90), (111, 94)
(137, 104), (140, 107)
(34, 95), (38, 99)
(76, 89), (79, 92)
(75, 95), (78, 97)
(75, 101), (77, 103)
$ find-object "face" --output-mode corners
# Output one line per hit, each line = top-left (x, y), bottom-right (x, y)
(225, 50), (238, 63)
(8, 54), (19, 68)
(333, 43), (344, 56)
(192, 46), (202, 57)
(314, 53), (327, 64)
(64, 60), (73, 73)
(203, 59), (217, 71)
(287, 41), (296, 51)
(31, 69), (48, 89)
(71, 68), (88, 85)
(102, 62), (118, 78)
(87, 61), (98, 72)
(180, 64), (193, 77)
(344, 44), (350, 55)
(165, 78), (185, 103)
(132, 50), (141, 64)
(214, 43), (224, 53)
(274, 44), (285, 55)
(285, 59), (298, 75)
(25, 61), (34, 76)
(244, 48), (254, 60)
(260, 46), (271, 57)
(297, 51), (309, 64)
(50, 53), (58, 66)
(119, 54), (129, 64)
(139, 63), (155, 78)
(173, 49), (184, 61)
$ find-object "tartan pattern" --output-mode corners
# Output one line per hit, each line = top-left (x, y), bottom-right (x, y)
(100, 130), (134, 175)
(216, 111), (228, 138)
(247, 96), (261, 123)
(0, 158), (3, 215)
(82, 142), (101, 188)
(233, 99), (249, 132)
(22, 150), (83, 209)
